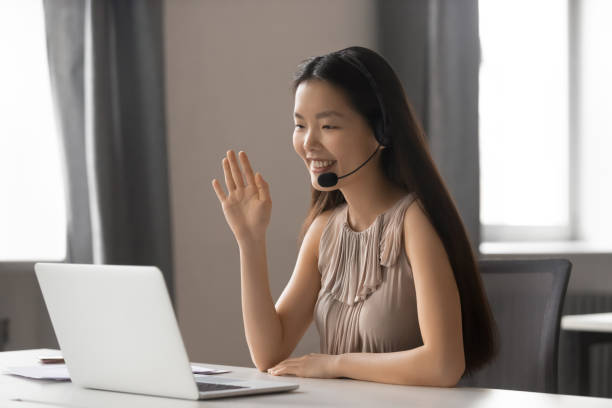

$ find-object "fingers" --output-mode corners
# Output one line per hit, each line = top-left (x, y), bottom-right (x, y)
(239, 151), (256, 186)
(268, 356), (300, 372)
(215, 149), (267, 201)
(267, 360), (286, 373)
(222, 157), (236, 192)
(269, 366), (294, 376)
(211, 178), (227, 201)
(255, 173), (270, 202)
(268, 362), (298, 376)
(227, 150), (245, 189)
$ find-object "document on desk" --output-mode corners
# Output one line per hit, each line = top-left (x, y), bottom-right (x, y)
(2, 364), (230, 381)
(191, 365), (231, 375)
(3, 365), (71, 381)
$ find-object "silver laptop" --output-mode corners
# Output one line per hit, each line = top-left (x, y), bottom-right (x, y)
(34, 262), (299, 400)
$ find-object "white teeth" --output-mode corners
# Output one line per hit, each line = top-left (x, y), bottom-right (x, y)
(312, 160), (335, 169)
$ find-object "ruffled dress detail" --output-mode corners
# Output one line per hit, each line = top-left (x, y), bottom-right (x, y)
(314, 192), (423, 354)
(318, 193), (416, 306)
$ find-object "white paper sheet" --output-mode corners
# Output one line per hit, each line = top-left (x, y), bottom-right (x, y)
(2, 364), (230, 381)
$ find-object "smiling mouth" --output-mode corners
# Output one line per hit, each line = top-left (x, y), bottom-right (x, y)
(310, 161), (336, 173)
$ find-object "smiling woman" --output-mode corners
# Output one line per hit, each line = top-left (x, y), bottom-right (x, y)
(211, 46), (498, 387)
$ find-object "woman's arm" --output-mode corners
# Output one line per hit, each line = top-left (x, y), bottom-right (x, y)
(213, 150), (322, 371)
(269, 199), (465, 386)
(237, 236), (284, 371)
(335, 344), (463, 387)
(238, 211), (324, 372)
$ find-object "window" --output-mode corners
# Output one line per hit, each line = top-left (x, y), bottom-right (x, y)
(479, 0), (612, 253)
(0, 0), (67, 261)
(479, 0), (570, 244)
(576, 0), (612, 246)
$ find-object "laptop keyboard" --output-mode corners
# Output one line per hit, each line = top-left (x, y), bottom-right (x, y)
(197, 382), (248, 393)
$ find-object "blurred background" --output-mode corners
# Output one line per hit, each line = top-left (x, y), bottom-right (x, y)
(0, 0), (610, 398)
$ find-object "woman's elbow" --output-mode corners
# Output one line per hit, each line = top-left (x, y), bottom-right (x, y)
(249, 351), (277, 373)
(256, 364), (270, 373)
(417, 347), (465, 387)
(252, 352), (288, 373)
(252, 356), (280, 373)
(435, 354), (465, 387)
(437, 369), (464, 387)
(397, 352), (465, 387)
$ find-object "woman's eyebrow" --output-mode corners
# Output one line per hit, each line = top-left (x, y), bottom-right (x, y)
(294, 110), (345, 119)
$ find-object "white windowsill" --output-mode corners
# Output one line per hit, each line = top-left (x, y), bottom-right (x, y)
(480, 240), (612, 255)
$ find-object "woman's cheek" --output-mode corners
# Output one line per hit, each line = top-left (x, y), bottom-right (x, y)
(293, 133), (304, 156)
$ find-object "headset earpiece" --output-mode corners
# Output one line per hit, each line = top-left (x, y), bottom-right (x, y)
(375, 122), (390, 148)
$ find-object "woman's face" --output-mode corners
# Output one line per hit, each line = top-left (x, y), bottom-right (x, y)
(293, 79), (380, 191)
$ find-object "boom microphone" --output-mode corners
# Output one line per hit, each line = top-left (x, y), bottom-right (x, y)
(317, 145), (381, 188)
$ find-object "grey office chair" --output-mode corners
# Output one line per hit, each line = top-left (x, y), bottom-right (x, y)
(0, 318), (8, 351)
(458, 258), (571, 393)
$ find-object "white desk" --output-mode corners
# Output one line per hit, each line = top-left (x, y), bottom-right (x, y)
(562, 312), (612, 333)
(562, 313), (612, 396)
(1, 349), (610, 407)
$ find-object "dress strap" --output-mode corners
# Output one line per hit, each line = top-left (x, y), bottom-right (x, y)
(380, 192), (417, 267)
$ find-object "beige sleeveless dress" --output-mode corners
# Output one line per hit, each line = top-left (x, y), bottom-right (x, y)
(314, 192), (423, 354)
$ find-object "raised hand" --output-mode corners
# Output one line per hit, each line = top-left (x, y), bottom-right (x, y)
(211, 150), (272, 244)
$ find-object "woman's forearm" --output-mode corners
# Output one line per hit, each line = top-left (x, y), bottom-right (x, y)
(334, 345), (465, 387)
(238, 236), (284, 371)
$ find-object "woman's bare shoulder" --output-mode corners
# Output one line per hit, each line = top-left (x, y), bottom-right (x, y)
(311, 208), (336, 236)
(301, 207), (338, 259)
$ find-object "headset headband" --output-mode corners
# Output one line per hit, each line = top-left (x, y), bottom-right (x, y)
(339, 54), (390, 147)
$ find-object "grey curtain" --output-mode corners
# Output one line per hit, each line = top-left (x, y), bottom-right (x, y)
(43, 0), (91, 264)
(43, 0), (174, 300)
(378, 0), (481, 253)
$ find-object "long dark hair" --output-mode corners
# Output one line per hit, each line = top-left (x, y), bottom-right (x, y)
(292, 46), (498, 376)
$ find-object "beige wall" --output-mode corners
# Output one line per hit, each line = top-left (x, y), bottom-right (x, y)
(164, 0), (377, 366)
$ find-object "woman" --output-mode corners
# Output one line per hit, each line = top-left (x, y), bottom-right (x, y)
(211, 46), (497, 387)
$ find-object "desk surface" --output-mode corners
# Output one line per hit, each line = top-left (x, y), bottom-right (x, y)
(562, 312), (612, 332)
(1, 349), (610, 407)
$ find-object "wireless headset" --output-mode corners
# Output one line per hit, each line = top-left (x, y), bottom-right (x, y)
(317, 53), (391, 188)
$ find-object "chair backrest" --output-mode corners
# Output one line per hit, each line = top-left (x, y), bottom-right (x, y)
(458, 258), (571, 393)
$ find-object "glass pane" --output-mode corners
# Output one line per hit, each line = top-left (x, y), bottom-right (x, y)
(578, 0), (612, 243)
(479, 0), (569, 227)
(0, 0), (67, 260)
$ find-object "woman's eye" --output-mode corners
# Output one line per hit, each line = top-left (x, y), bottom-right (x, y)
(294, 124), (337, 130)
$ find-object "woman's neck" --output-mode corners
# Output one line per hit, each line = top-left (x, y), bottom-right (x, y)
(340, 175), (408, 232)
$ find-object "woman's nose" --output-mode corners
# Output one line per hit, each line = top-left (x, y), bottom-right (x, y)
(303, 128), (320, 150)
